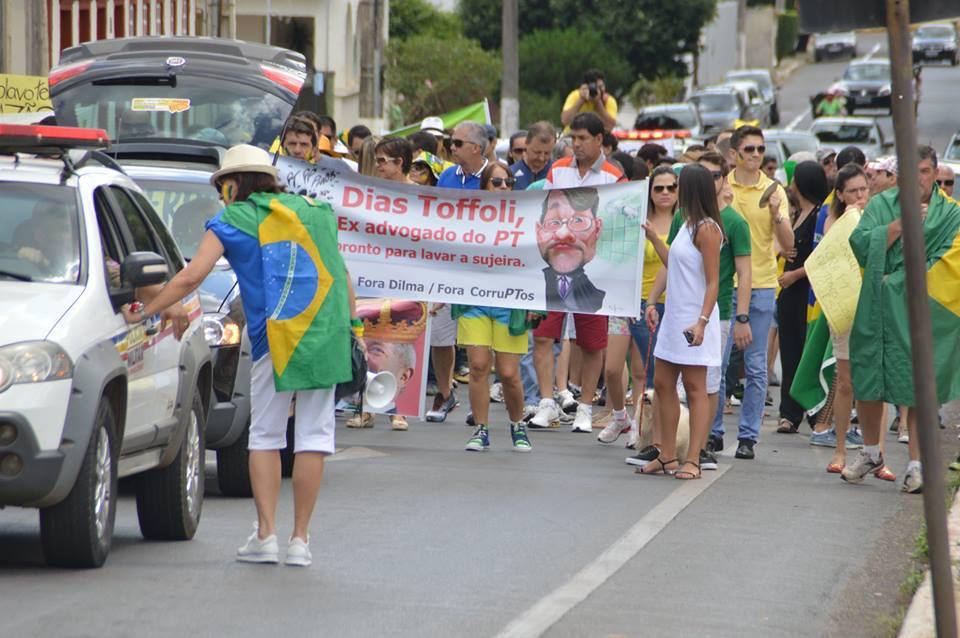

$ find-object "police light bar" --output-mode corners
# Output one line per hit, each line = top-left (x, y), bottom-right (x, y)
(0, 124), (110, 152)
(613, 129), (692, 141)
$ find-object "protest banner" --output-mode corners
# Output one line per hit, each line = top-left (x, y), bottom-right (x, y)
(0, 74), (53, 113)
(277, 156), (648, 317)
(354, 299), (431, 418)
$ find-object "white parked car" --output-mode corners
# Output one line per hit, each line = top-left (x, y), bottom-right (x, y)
(0, 124), (212, 568)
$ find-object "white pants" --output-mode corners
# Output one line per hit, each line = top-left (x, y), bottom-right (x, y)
(430, 305), (457, 347)
(250, 354), (336, 454)
(707, 319), (732, 395)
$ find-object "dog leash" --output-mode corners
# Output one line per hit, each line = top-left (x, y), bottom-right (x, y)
(635, 316), (658, 437)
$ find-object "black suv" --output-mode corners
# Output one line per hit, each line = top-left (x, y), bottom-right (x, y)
(50, 37), (306, 495)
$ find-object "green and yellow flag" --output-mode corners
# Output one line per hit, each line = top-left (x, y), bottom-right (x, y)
(387, 99), (491, 138)
(848, 186), (960, 406)
(221, 192), (352, 391)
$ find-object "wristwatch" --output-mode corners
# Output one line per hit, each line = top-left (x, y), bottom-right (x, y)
(736, 314), (750, 324)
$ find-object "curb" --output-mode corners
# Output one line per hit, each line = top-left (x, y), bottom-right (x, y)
(898, 486), (960, 637)
(774, 55), (807, 86)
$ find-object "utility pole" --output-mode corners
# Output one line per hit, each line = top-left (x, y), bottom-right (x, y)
(886, 2), (957, 634)
(500, 0), (520, 137)
(358, 0), (382, 121)
(736, 0), (747, 68)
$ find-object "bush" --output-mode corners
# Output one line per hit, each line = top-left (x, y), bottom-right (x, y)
(518, 88), (562, 129)
(776, 10), (800, 61)
(389, 0), (461, 41)
(626, 76), (686, 109)
(385, 34), (500, 124)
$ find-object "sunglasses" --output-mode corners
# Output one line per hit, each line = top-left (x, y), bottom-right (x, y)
(939, 179), (955, 187)
(742, 145), (766, 155)
(512, 147), (526, 154)
(653, 184), (678, 193)
(491, 177), (516, 187)
(451, 139), (476, 148)
(375, 156), (399, 165)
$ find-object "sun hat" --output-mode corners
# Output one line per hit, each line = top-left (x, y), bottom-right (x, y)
(870, 155), (898, 175)
(210, 144), (278, 186)
(411, 151), (448, 180)
(420, 116), (446, 137)
(816, 147), (837, 164)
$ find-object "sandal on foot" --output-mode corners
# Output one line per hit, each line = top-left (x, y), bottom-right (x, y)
(826, 462), (845, 474)
(874, 466), (897, 482)
(674, 461), (701, 480)
(776, 419), (799, 434)
(637, 457), (678, 476)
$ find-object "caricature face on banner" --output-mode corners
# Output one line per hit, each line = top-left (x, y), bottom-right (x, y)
(355, 298), (430, 417)
(278, 156), (648, 317)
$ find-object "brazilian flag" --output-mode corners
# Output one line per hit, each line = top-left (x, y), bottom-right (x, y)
(848, 186), (960, 406)
(221, 192), (352, 391)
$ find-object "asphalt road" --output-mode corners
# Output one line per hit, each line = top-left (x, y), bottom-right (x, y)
(3, 34), (960, 638)
(778, 31), (957, 156)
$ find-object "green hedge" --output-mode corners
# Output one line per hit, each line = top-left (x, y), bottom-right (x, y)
(776, 10), (799, 61)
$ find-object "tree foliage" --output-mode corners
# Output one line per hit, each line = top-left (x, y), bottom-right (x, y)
(517, 27), (632, 125)
(385, 34), (500, 123)
(459, 0), (718, 88)
(389, 0), (462, 41)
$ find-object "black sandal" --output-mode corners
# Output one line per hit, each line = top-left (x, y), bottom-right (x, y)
(776, 419), (799, 434)
(637, 458), (678, 476)
(675, 461), (701, 480)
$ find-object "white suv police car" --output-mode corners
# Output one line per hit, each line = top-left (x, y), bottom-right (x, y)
(0, 124), (212, 568)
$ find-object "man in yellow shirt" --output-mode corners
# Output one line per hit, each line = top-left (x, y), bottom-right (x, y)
(711, 125), (794, 461)
(561, 69), (618, 133)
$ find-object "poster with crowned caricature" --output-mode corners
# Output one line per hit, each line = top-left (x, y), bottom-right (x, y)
(354, 298), (431, 418)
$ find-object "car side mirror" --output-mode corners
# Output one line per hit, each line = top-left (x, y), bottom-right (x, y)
(122, 251), (169, 287)
(883, 140), (895, 149)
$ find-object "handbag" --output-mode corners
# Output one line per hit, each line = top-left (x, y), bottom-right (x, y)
(335, 333), (368, 402)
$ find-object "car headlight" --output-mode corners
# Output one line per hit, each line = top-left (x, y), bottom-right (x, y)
(202, 313), (241, 347)
(0, 341), (73, 393)
(879, 85), (892, 96)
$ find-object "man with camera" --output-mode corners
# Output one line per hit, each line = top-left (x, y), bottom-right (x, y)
(561, 69), (618, 133)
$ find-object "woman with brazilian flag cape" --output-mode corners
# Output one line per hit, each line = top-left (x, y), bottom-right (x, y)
(124, 144), (357, 566)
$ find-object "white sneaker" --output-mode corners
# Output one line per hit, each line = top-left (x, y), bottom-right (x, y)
(529, 398), (561, 429)
(489, 382), (504, 403)
(522, 404), (538, 421)
(286, 536), (312, 566)
(598, 413), (630, 443)
(237, 525), (279, 564)
(572, 403), (592, 433)
(625, 427), (640, 450)
(558, 389), (578, 414)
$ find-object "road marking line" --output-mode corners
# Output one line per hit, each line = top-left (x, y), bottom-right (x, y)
(328, 446), (387, 462)
(494, 466), (729, 638)
(786, 111), (807, 131)
(865, 42), (881, 59)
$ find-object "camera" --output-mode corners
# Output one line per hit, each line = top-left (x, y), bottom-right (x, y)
(587, 82), (599, 98)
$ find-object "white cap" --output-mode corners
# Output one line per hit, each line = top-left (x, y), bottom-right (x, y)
(210, 144), (278, 186)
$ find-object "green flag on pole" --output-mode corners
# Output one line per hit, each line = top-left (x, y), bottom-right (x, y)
(387, 99), (492, 138)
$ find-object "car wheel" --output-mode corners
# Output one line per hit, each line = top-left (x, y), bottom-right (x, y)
(814, 51), (822, 63)
(953, 53), (959, 67)
(770, 104), (780, 125)
(280, 416), (295, 478)
(215, 418), (252, 497)
(40, 398), (118, 568)
(135, 391), (205, 540)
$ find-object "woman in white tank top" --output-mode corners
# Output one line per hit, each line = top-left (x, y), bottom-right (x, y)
(640, 164), (724, 480)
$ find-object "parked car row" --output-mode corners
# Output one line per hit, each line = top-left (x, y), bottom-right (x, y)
(1, 36), (306, 568)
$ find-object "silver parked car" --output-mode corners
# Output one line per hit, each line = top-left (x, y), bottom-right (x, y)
(808, 116), (892, 161)
(725, 69), (780, 125)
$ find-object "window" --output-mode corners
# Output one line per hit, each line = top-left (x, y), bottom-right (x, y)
(0, 183), (81, 284)
(129, 190), (185, 271)
(94, 188), (125, 290)
(109, 186), (158, 254)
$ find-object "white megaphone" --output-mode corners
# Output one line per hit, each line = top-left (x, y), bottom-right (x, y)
(364, 370), (399, 411)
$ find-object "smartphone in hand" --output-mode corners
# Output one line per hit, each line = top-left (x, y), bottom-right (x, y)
(683, 329), (695, 345)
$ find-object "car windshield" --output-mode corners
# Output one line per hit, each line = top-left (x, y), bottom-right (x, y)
(689, 94), (736, 112)
(812, 124), (874, 144)
(770, 134), (819, 156)
(635, 109), (697, 130)
(844, 64), (890, 82)
(53, 74), (293, 150)
(945, 138), (960, 161)
(136, 179), (222, 259)
(917, 25), (954, 39)
(0, 183), (81, 284)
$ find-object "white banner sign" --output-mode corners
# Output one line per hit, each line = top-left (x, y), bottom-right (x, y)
(278, 156), (648, 317)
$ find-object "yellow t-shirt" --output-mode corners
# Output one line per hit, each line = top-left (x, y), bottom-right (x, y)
(562, 89), (618, 133)
(729, 171), (788, 289)
(642, 234), (667, 303)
